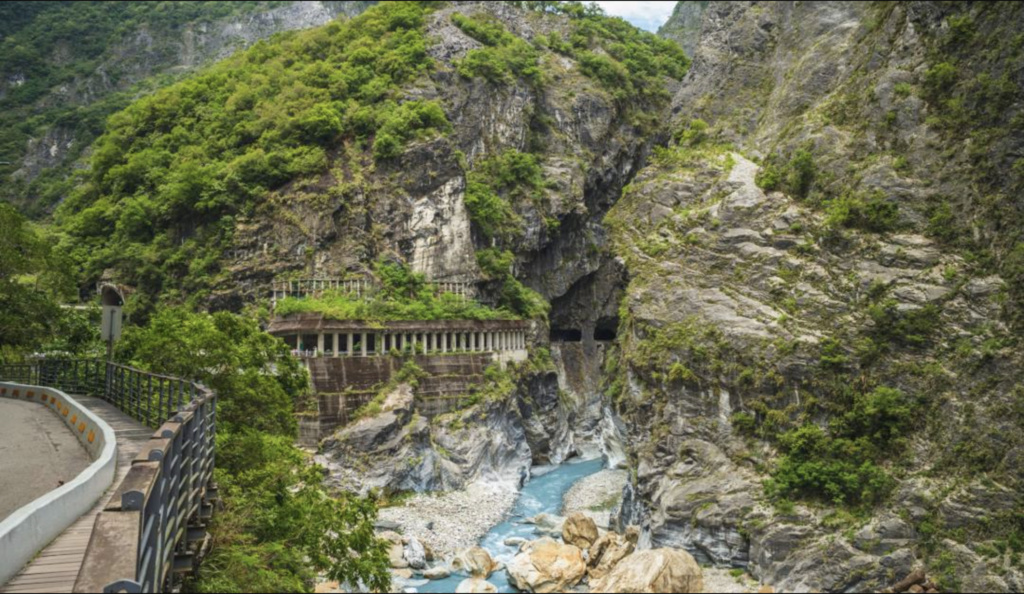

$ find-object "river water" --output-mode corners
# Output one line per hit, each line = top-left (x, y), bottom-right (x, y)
(416, 457), (606, 593)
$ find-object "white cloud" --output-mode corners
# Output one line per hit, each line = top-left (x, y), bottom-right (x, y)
(594, 1), (678, 32)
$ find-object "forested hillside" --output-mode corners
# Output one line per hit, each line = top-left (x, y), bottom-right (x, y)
(0, 0), (373, 216)
(2, 2), (1022, 593)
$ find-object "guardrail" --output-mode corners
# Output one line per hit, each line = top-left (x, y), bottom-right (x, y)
(0, 359), (217, 593)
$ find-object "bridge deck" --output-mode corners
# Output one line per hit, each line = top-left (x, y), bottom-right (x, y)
(1, 396), (152, 594)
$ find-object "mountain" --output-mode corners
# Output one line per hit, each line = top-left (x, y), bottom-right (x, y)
(5, 2), (1024, 592)
(0, 1), (374, 216)
(657, 0), (708, 56)
(617, 2), (1023, 591)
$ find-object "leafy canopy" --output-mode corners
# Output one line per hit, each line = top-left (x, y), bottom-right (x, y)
(117, 307), (391, 592)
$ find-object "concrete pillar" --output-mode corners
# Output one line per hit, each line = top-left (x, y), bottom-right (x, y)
(318, 333), (325, 356)
(361, 332), (368, 357)
(346, 333), (353, 355)
(440, 333), (447, 353)
(398, 333), (405, 352)
(333, 333), (340, 357)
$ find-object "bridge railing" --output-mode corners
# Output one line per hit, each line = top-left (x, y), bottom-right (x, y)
(0, 359), (217, 593)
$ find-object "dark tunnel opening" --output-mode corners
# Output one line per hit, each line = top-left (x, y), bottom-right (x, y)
(550, 327), (583, 342)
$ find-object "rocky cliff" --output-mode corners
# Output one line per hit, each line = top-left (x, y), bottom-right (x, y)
(606, 2), (1023, 592)
(658, 1), (709, 57)
(18, 2), (1024, 590)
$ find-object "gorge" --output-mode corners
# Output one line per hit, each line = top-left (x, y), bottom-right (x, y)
(1, 2), (1023, 593)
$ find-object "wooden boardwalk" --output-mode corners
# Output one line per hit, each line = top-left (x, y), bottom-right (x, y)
(1, 396), (152, 594)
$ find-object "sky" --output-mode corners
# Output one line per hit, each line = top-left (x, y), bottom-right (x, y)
(594, 1), (678, 32)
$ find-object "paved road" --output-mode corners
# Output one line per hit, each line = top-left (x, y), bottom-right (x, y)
(0, 399), (91, 522)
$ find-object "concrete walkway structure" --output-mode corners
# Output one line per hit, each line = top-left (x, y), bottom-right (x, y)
(269, 315), (532, 361)
(0, 359), (218, 593)
(0, 399), (92, 523)
(0, 395), (150, 593)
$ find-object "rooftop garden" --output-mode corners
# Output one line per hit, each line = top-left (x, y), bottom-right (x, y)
(273, 260), (521, 323)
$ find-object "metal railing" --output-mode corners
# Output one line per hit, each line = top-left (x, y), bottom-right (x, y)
(0, 359), (217, 593)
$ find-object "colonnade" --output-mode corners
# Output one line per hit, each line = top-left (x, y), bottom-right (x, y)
(291, 329), (528, 357)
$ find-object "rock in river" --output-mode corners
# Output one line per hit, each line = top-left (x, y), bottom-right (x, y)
(590, 548), (703, 594)
(506, 537), (587, 593)
(562, 512), (600, 550)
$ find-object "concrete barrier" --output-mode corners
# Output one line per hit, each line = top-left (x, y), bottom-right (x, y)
(0, 382), (117, 586)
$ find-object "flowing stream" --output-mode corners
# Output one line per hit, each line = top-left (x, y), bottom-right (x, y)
(416, 457), (606, 593)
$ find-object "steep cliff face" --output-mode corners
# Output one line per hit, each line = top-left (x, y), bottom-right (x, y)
(0, 1), (374, 215)
(611, 2), (1024, 592)
(658, 1), (709, 57)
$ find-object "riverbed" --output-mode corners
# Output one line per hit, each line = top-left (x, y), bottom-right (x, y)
(415, 457), (606, 593)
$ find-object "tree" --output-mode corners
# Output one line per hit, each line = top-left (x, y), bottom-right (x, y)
(117, 307), (391, 593)
(0, 202), (73, 359)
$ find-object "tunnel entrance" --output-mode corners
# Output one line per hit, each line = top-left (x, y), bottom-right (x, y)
(550, 328), (583, 342)
(594, 316), (619, 341)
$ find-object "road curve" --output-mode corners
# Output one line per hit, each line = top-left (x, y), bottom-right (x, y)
(0, 398), (91, 522)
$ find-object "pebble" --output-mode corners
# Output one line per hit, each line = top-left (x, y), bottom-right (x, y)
(561, 469), (628, 529)
(379, 479), (519, 558)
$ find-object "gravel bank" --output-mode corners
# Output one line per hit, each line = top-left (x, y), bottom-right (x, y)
(560, 468), (628, 529)
(702, 568), (763, 593)
(378, 479), (518, 558)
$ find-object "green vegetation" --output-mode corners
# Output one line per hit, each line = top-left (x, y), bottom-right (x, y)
(755, 147), (816, 201)
(537, 7), (689, 105)
(464, 149), (547, 242)
(765, 387), (916, 507)
(277, 260), (516, 323)
(867, 300), (942, 348)
(0, 1), (294, 215)
(456, 3), (690, 110)
(462, 149), (550, 319)
(54, 2), (445, 314)
(452, 12), (542, 85)
(824, 189), (900, 233)
(117, 307), (390, 593)
(0, 203), (97, 359)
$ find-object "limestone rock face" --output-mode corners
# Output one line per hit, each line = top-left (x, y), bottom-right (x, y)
(506, 538), (587, 594)
(590, 548), (704, 594)
(561, 512), (600, 550)
(611, 4), (1024, 593)
(658, 0), (710, 56)
(319, 383), (531, 494)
